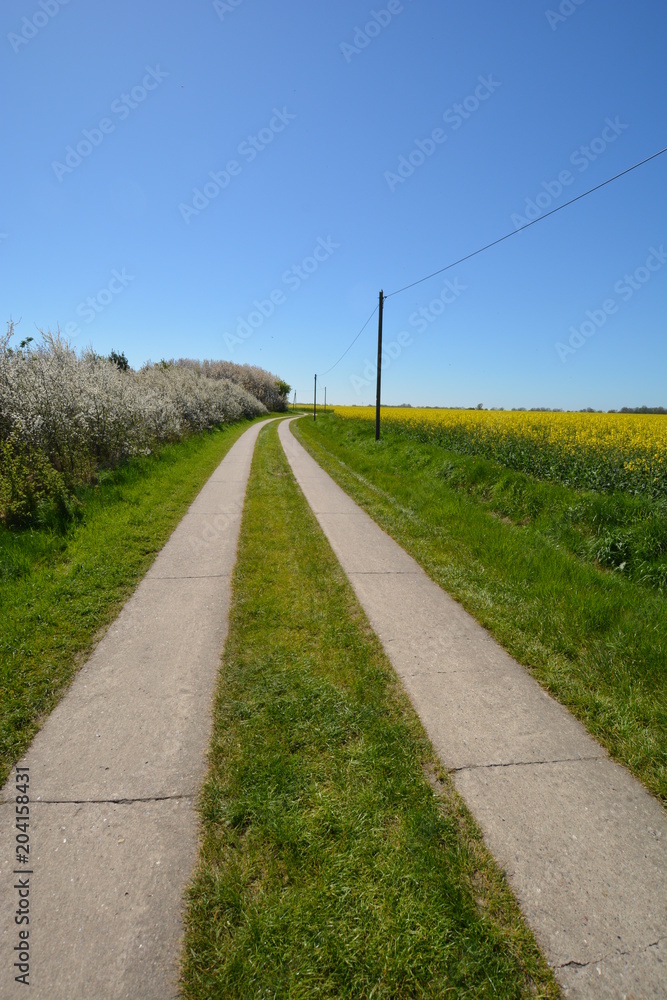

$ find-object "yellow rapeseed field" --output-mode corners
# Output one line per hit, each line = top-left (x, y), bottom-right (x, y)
(332, 407), (667, 498)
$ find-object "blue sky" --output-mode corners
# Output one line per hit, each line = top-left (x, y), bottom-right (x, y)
(2, 0), (665, 409)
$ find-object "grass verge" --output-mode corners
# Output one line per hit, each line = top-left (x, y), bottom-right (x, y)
(293, 415), (666, 803)
(180, 422), (560, 999)
(0, 417), (268, 789)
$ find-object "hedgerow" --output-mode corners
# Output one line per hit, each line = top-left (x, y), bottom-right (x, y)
(175, 358), (289, 412)
(0, 323), (273, 526)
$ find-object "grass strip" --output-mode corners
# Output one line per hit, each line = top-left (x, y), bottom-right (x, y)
(293, 415), (667, 802)
(0, 417), (267, 788)
(180, 422), (560, 999)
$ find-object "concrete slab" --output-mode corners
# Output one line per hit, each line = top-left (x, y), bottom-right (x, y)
(0, 418), (274, 1000)
(284, 475), (368, 513)
(279, 418), (667, 1000)
(144, 515), (241, 579)
(557, 944), (665, 1000)
(186, 494), (243, 516)
(0, 799), (197, 1000)
(9, 576), (231, 802)
(317, 512), (421, 574)
(348, 571), (598, 769)
(454, 759), (665, 968)
(205, 460), (254, 482)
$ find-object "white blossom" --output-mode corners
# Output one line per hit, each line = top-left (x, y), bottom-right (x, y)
(0, 324), (268, 481)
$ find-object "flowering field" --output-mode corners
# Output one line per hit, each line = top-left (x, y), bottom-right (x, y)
(332, 407), (667, 500)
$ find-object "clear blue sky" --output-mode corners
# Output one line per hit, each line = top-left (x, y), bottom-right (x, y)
(2, 0), (665, 408)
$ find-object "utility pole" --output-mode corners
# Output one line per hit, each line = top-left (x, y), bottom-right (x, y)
(375, 289), (384, 441)
(324, 387), (327, 413)
(314, 373), (317, 420)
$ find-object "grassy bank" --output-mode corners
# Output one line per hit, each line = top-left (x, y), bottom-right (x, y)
(0, 417), (267, 788)
(293, 414), (667, 802)
(180, 422), (560, 998)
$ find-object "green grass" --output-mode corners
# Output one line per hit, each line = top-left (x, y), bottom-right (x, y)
(0, 417), (267, 789)
(293, 415), (667, 803)
(180, 422), (560, 999)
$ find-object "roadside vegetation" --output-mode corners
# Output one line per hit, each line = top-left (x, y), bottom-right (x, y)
(180, 423), (560, 999)
(0, 417), (268, 788)
(175, 357), (291, 412)
(294, 413), (667, 802)
(0, 323), (292, 528)
(0, 318), (293, 785)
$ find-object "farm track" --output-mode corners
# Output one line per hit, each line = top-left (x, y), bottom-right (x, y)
(0, 417), (278, 1000)
(0, 414), (664, 999)
(278, 417), (666, 1000)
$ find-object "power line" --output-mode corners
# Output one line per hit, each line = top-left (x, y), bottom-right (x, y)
(314, 146), (666, 381)
(385, 146), (667, 299)
(318, 303), (379, 377)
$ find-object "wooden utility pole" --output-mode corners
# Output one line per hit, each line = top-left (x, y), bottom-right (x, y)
(314, 374), (317, 420)
(375, 289), (384, 441)
(324, 387), (327, 413)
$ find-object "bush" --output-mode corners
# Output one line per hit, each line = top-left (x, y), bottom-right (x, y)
(175, 358), (290, 411)
(0, 324), (277, 526)
(0, 437), (71, 528)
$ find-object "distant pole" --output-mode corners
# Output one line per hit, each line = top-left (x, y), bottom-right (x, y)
(314, 373), (317, 420)
(324, 386), (327, 413)
(375, 289), (384, 441)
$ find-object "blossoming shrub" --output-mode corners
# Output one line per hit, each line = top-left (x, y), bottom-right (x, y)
(176, 358), (288, 412)
(0, 326), (269, 525)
